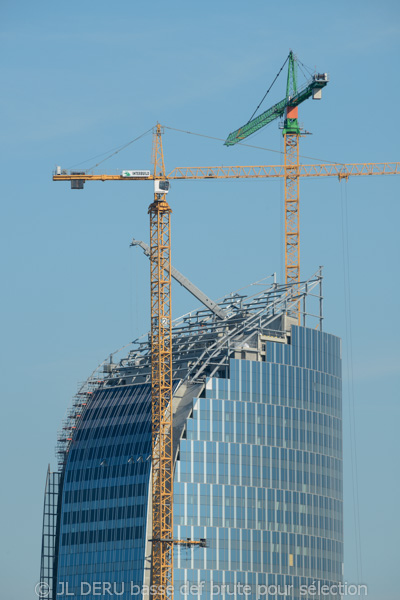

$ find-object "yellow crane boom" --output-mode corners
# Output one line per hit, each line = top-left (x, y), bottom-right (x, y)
(54, 161), (400, 182)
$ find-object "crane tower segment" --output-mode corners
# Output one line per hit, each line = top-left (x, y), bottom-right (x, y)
(148, 124), (174, 599)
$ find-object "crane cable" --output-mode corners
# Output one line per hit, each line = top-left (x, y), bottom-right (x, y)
(67, 127), (153, 171)
(65, 121), (345, 174)
(297, 61), (311, 84)
(163, 125), (345, 165)
(247, 54), (289, 123)
(64, 57), (323, 172)
(297, 57), (315, 79)
(340, 181), (363, 583)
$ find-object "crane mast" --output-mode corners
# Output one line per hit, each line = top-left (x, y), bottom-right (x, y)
(149, 124), (174, 599)
(284, 129), (300, 311)
(283, 53), (301, 309)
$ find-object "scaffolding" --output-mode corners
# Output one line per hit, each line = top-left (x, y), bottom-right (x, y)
(39, 467), (61, 598)
(112, 268), (324, 387)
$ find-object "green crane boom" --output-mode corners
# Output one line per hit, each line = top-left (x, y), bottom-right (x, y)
(224, 51), (328, 146)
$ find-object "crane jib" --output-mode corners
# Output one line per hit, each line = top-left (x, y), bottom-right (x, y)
(224, 75), (329, 147)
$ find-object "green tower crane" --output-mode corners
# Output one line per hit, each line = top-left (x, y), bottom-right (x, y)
(225, 51), (328, 311)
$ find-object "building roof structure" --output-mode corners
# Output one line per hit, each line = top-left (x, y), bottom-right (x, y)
(56, 269), (324, 471)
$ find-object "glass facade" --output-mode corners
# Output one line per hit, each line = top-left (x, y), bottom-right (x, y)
(45, 322), (342, 600)
(56, 383), (153, 598)
(173, 326), (342, 599)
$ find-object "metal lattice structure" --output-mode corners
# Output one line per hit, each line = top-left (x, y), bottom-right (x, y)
(53, 271), (325, 434)
(40, 468), (61, 599)
(54, 161), (400, 182)
(284, 132), (300, 290)
(104, 269), (324, 388)
(149, 125), (174, 598)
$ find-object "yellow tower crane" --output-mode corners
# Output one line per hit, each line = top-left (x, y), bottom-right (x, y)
(53, 125), (399, 600)
(148, 126), (174, 598)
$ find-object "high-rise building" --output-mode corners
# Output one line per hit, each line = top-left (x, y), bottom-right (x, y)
(40, 270), (343, 600)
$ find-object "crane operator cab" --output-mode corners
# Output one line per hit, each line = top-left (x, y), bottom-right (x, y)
(314, 73), (329, 82)
(154, 179), (170, 195)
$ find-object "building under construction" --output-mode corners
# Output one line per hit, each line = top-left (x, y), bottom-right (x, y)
(40, 49), (377, 600)
(40, 269), (343, 599)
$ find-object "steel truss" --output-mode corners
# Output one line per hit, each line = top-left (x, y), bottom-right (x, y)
(114, 268), (324, 388)
(149, 125), (174, 600)
(284, 133), (301, 322)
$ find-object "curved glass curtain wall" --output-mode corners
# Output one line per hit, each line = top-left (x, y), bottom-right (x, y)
(173, 326), (343, 600)
(56, 383), (153, 599)
(53, 325), (342, 600)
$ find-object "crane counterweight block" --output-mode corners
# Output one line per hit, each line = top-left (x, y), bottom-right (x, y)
(148, 198), (172, 215)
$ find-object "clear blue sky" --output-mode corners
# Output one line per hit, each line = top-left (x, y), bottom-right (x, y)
(1, 1), (399, 598)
